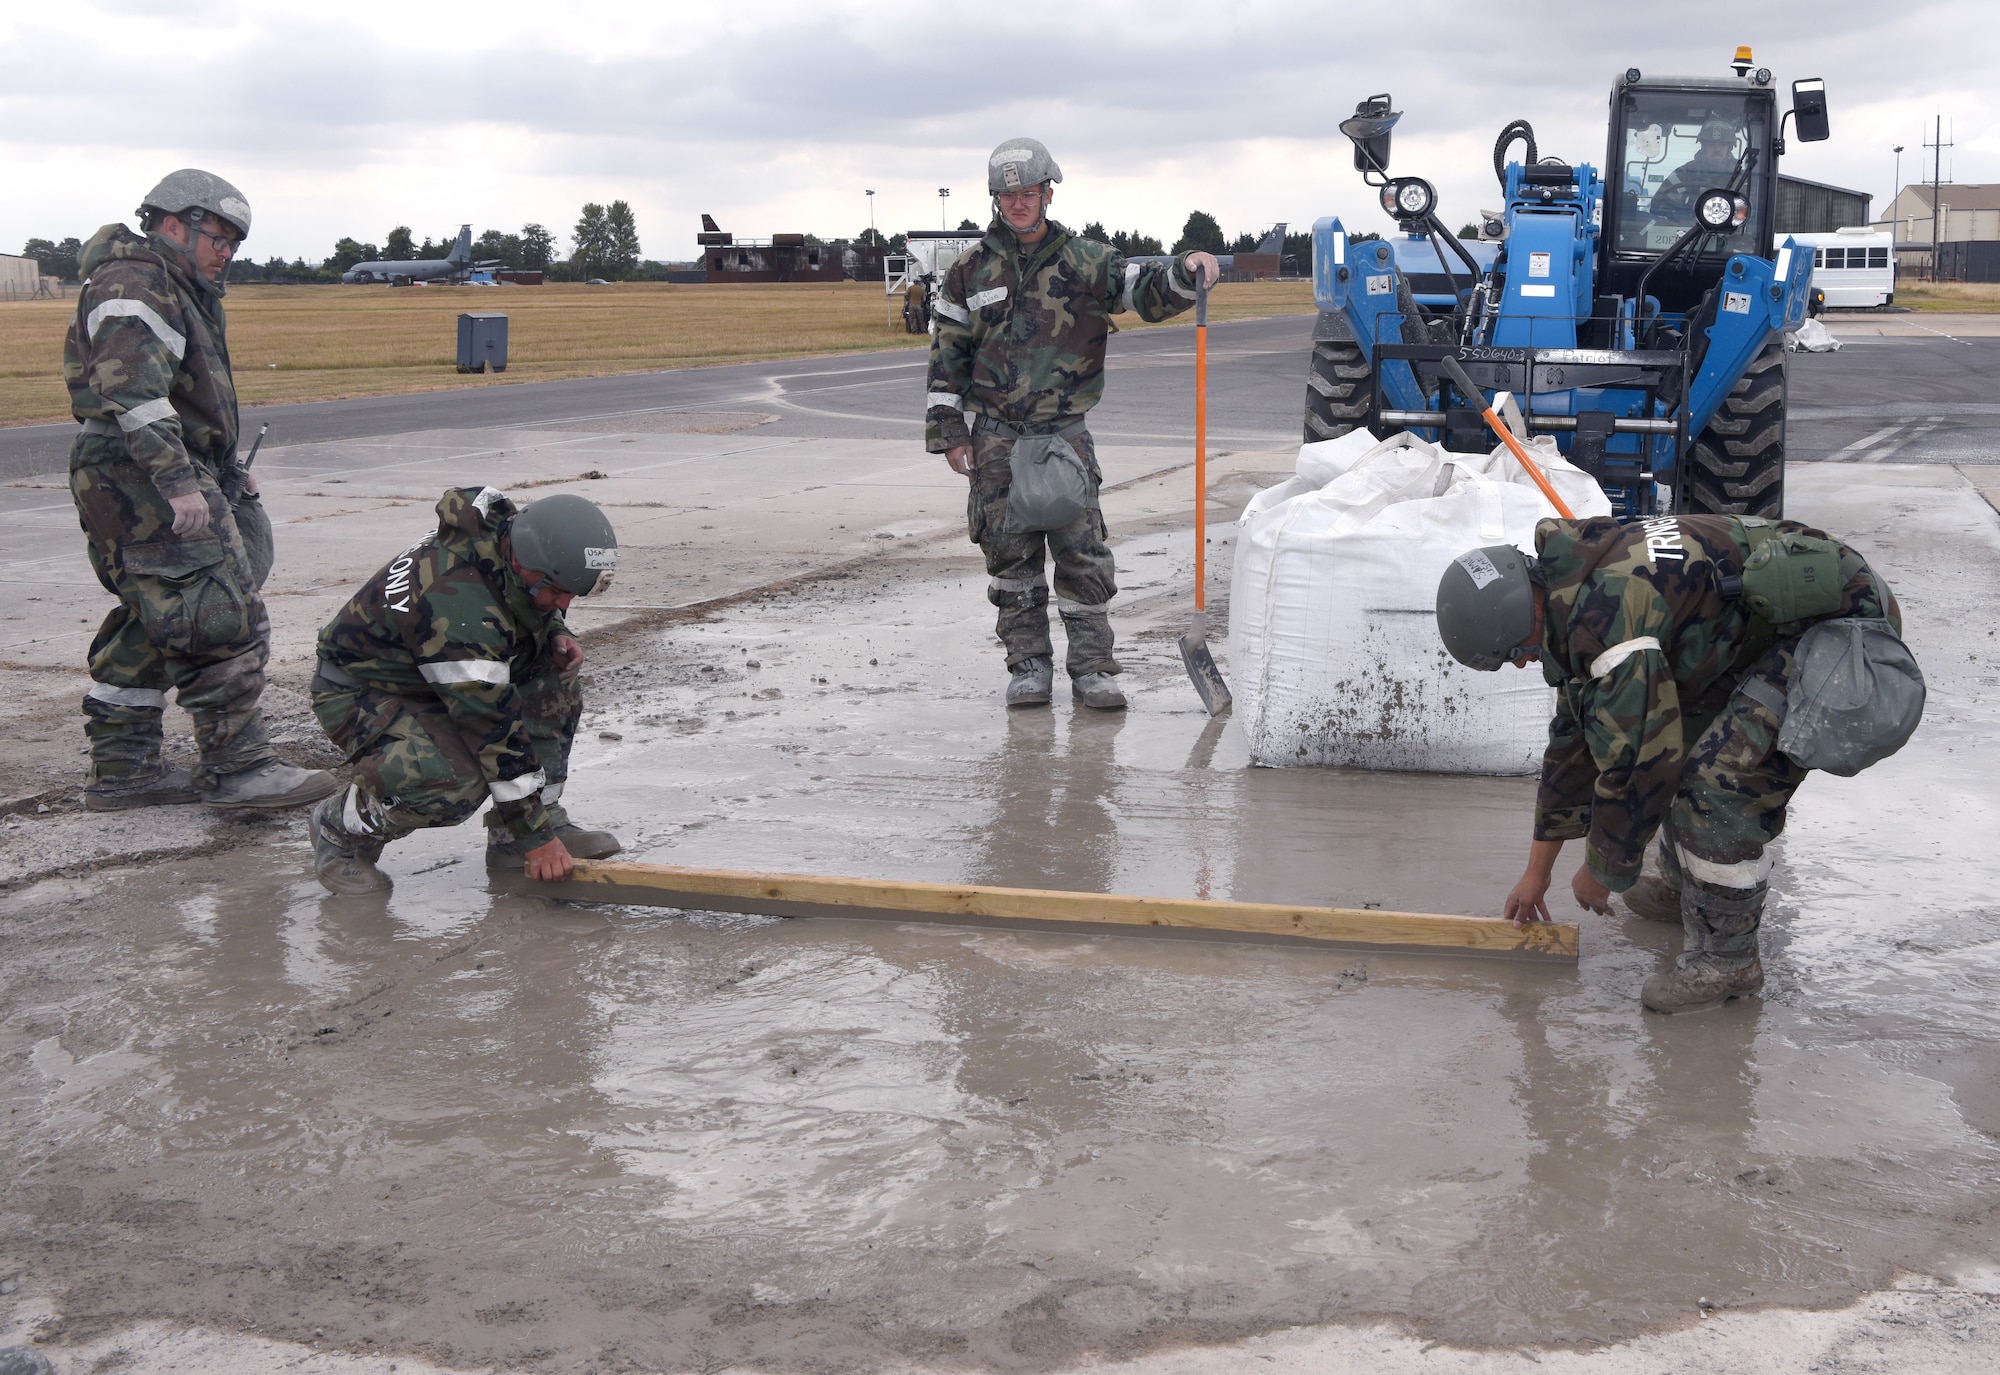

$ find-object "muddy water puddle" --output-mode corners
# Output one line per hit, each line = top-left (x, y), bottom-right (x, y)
(3, 488), (1999, 1368)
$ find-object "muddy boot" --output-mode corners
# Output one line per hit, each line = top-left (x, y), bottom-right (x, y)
(1071, 671), (1126, 711)
(1642, 876), (1765, 1013)
(309, 791), (391, 895)
(203, 757), (341, 811)
(486, 809), (623, 870)
(1006, 655), (1054, 708)
(1642, 952), (1766, 1013)
(81, 763), (201, 812)
(1621, 875), (1683, 923)
(0, 1345), (55, 1375)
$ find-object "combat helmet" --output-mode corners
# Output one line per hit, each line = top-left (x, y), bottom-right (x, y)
(1435, 544), (1541, 672)
(509, 494), (618, 598)
(139, 169), (253, 240)
(987, 139), (1063, 195)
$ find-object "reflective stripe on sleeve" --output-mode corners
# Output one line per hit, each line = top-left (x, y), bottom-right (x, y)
(541, 781), (564, 804)
(1675, 844), (1771, 890)
(1119, 263), (1140, 315)
(419, 658), (510, 686)
(85, 299), (187, 360)
(1590, 636), (1662, 679)
(965, 286), (1008, 310)
(86, 682), (167, 708)
(933, 299), (971, 325)
(925, 391), (963, 411)
(488, 769), (547, 803)
(116, 397), (177, 432)
(1169, 261), (1197, 300)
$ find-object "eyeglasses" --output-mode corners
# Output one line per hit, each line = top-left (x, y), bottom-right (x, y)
(193, 224), (242, 256)
(996, 187), (1046, 204)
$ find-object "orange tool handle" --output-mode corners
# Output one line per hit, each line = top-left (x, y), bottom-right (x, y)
(1436, 353), (1576, 520)
(1194, 275), (1208, 610)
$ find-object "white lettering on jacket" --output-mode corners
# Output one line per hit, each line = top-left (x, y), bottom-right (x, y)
(1638, 516), (1686, 563)
(382, 554), (417, 613)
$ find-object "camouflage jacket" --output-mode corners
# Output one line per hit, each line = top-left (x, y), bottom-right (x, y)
(923, 218), (1200, 451)
(318, 487), (572, 847)
(1533, 514), (1892, 889)
(64, 224), (239, 501)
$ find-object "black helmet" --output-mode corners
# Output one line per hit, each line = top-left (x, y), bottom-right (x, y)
(139, 168), (252, 240)
(1435, 544), (1540, 672)
(510, 494), (617, 597)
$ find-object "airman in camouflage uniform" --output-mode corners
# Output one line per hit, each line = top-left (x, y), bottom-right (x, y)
(307, 488), (624, 895)
(1439, 514), (1895, 1011)
(926, 138), (1221, 710)
(64, 169), (334, 812)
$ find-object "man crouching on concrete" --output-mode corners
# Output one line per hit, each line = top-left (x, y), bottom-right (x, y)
(306, 488), (624, 894)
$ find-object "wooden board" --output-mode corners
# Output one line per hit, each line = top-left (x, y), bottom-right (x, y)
(549, 860), (1578, 960)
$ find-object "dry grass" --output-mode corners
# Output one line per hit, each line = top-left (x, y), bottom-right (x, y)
(0, 279), (1316, 427)
(1891, 281), (2000, 313)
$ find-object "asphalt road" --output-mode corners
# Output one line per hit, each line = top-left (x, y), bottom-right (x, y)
(4, 311), (1993, 479)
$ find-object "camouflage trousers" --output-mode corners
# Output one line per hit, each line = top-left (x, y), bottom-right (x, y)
(1655, 640), (1808, 961)
(70, 442), (275, 787)
(967, 426), (1119, 677)
(310, 654), (582, 844)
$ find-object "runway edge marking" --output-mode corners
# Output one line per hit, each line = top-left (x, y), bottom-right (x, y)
(549, 860), (1580, 960)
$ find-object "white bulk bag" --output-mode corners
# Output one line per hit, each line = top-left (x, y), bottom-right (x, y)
(1228, 430), (1612, 773)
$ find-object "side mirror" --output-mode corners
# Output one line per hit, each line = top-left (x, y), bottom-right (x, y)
(1791, 78), (1830, 142)
(1339, 93), (1399, 175)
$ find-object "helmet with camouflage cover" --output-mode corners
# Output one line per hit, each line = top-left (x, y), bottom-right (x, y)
(509, 494), (618, 597)
(987, 138), (1063, 195)
(1697, 117), (1737, 147)
(139, 168), (253, 240)
(1435, 544), (1541, 672)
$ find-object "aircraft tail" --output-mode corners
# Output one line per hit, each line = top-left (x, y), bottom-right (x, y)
(701, 214), (722, 233)
(447, 224), (472, 265)
(1254, 222), (1287, 255)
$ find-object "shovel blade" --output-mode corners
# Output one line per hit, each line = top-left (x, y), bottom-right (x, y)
(1178, 628), (1232, 717)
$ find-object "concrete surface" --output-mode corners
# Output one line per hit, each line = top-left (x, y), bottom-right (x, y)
(2, 322), (1997, 1373)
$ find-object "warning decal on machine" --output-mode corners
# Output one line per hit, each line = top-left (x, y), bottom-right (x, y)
(1528, 252), (1551, 278)
(1723, 291), (1753, 315)
(1365, 274), (1393, 296)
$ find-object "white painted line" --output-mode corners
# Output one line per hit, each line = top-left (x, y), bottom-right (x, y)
(1837, 424), (1904, 455)
(1908, 321), (1973, 346)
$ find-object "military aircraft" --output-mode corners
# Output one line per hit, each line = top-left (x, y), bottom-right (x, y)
(341, 225), (499, 284)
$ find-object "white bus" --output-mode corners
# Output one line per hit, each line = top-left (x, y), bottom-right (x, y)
(1791, 226), (1895, 309)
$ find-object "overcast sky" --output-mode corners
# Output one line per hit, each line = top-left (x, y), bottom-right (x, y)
(4, 0), (1994, 264)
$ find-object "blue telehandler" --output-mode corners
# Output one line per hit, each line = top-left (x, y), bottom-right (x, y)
(1304, 48), (1832, 519)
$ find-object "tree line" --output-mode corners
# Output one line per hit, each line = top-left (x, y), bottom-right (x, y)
(17, 199), (654, 285)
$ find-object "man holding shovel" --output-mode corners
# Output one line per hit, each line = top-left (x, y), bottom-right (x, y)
(925, 138), (1220, 709)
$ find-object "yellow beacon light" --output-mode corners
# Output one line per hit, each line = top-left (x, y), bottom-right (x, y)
(1731, 45), (1754, 76)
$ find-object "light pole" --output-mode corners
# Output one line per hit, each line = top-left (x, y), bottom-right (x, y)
(939, 187), (950, 230)
(1892, 145), (1903, 226)
(866, 189), (875, 246)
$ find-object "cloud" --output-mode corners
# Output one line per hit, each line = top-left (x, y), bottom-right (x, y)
(2, 0), (1993, 261)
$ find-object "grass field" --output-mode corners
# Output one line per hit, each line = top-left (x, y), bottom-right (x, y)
(0, 279), (1317, 427)
(1890, 281), (2000, 312)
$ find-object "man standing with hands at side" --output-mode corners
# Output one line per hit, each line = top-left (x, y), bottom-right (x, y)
(64, 169), (336, 812)
(925, 139), (1220, 710)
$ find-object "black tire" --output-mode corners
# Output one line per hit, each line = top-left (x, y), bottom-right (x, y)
(1684, 338), (1785, 518)
(1304, 339), (1375, 443)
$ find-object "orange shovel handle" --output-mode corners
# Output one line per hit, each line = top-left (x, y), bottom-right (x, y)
(1436, 353), (1576, 521)
(1194, 276), (1208, 611)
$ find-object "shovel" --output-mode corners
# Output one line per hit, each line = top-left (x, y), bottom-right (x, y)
(1436, 354), (1576, 519)
(1178, 273), (1232, 716)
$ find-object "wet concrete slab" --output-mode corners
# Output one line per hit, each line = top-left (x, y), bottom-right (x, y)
(3, 461), (1998, 1372)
